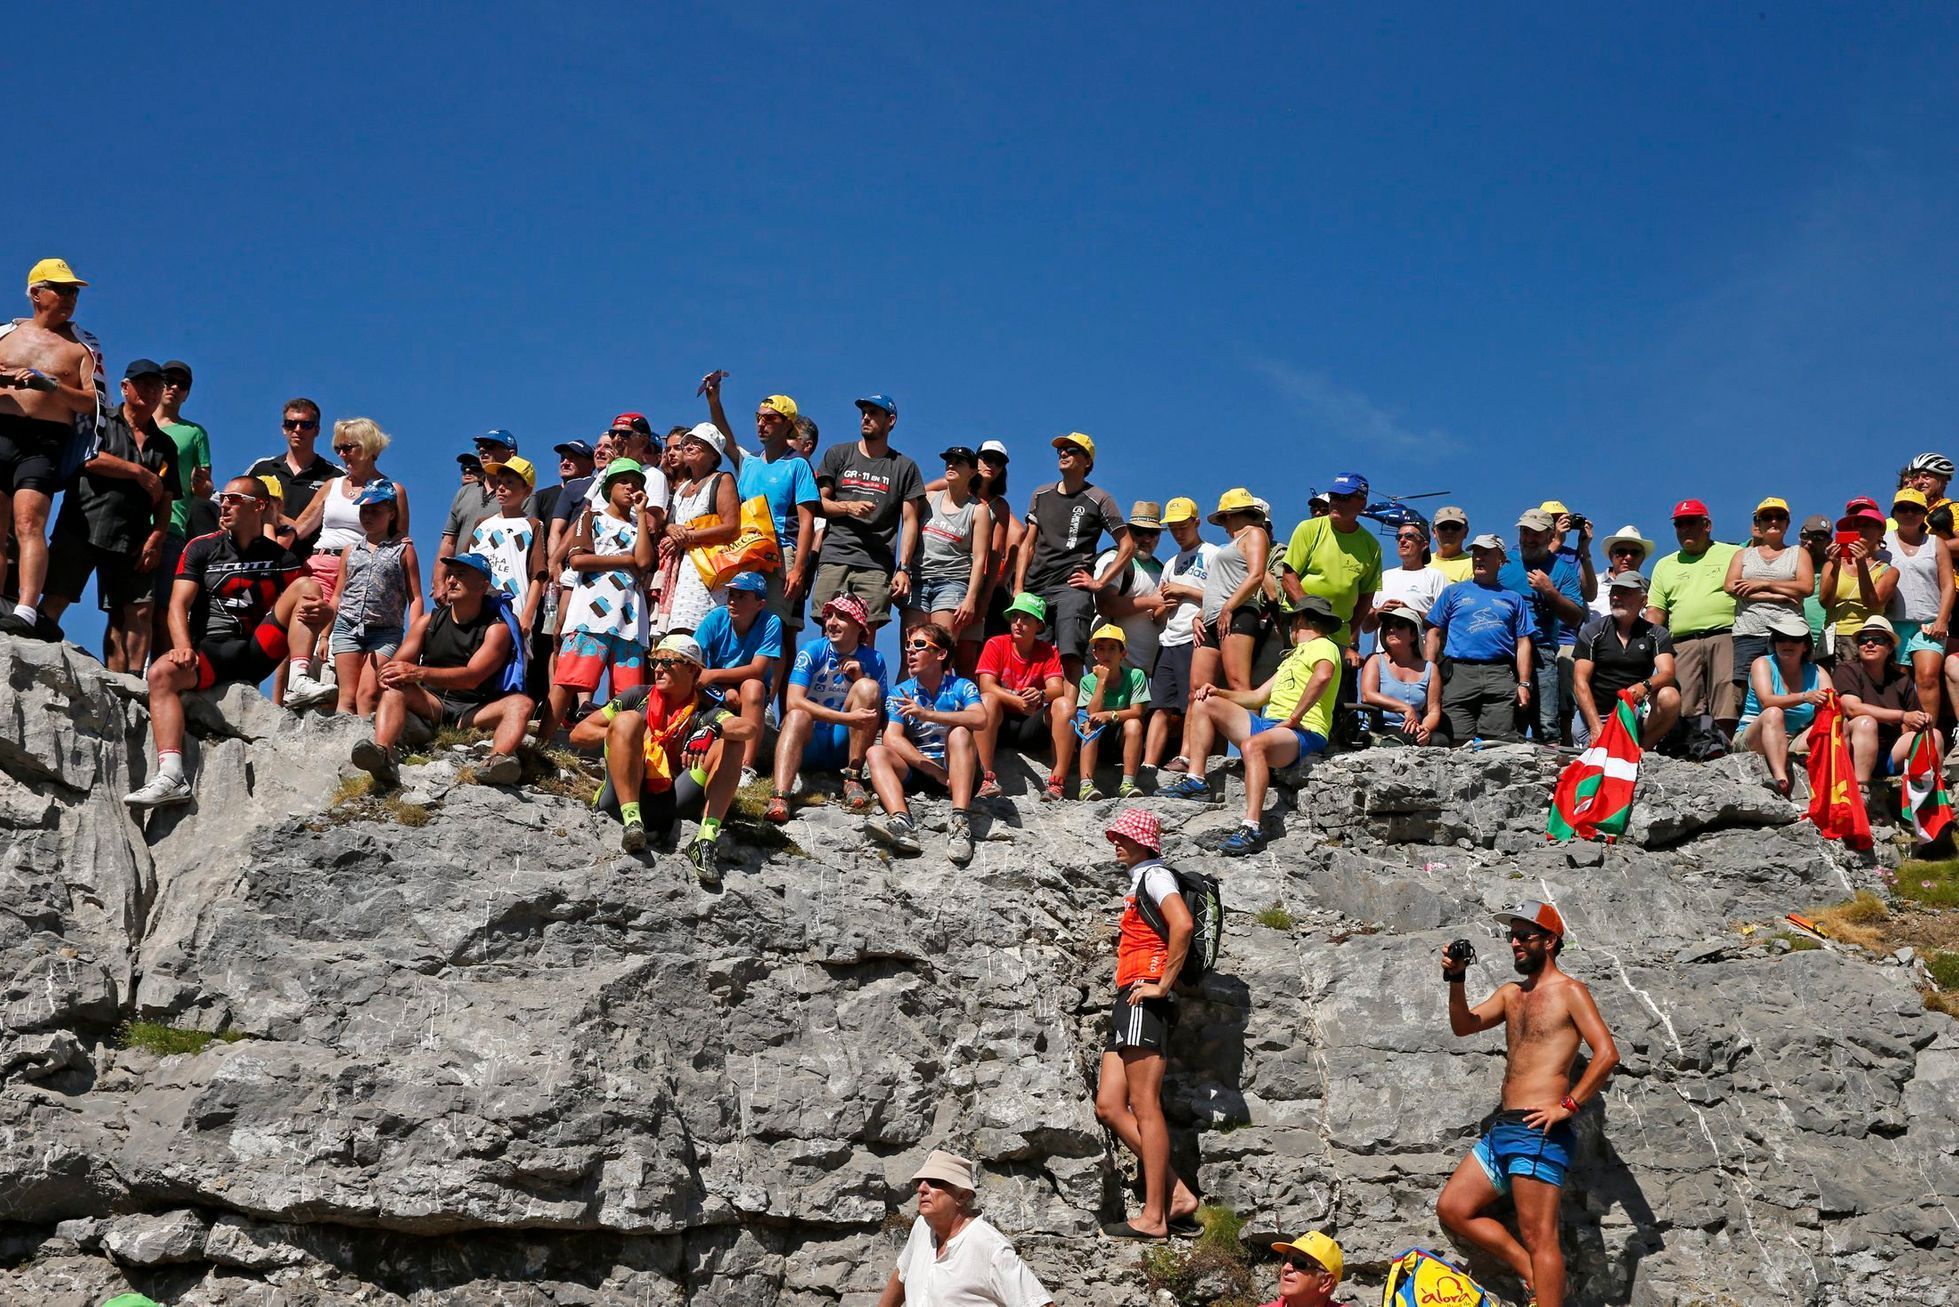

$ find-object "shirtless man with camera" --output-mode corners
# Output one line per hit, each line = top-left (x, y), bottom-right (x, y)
(1436, 901), (1619, 1307)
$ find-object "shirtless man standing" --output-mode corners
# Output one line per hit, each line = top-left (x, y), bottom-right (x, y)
(1436, 901), (1618, 1307)
(0, 260), (100, 638)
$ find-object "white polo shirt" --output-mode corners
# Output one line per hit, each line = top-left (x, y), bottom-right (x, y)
(895, 1215), (1052, 1307)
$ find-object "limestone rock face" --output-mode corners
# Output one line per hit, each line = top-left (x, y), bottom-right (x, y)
(1, 634), (1954, 1304)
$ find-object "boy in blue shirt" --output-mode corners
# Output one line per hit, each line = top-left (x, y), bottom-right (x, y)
(865, 621), (986, 863)
(694, 571), (785, 781)
(1428, 535), (1537, 744)
(768, 593), (889, 823)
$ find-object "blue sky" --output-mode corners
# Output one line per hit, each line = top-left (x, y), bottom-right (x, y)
(18, 3), (1959, 656)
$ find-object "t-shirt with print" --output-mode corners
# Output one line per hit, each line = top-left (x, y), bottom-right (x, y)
(1078, 663), (1150, 712)
(1647, 542), (1742, 635)
(159, 418), (210, 538)
(1096, 546), (1166, 671)
(1281, 517), (1384, 644)
(976, 634), (1064, 696)
(886, 674), (982, 762)
(1157, 540), (1218, 649)
(559, 510), (644, 642)
(814, 441), (925, 571)
(1430, 580), (1535, 662)
(738, 450), (821, 546)
(789, 636), (890, 711)
(550, 476), (595, 524)
(694, 603), (784, 671)
(1114, 857), (1183, 990)
(467, 513), (537, 605)
(1498, 552), (1585, 648)
(178, 531), (301, 647)
(1377, 566), (1446, 619)
(1266, 635), (1341, 738)
(1024, 482), (1127, 594)
(1573, 613), (1675, 700)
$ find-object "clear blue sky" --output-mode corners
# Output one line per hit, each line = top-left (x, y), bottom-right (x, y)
(19, 3), (1959, 657)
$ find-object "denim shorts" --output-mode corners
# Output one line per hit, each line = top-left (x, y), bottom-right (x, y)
(1246, 712), (1328, 762)
(1472, 1109), (1575, 1195)
(328, 615), (403, 657)
(1893, 619), (1945, 664)
(910, 574), (970, 615)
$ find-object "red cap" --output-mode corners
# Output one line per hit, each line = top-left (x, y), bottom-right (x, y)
(1843, 495), (1881, 515)
(608, 412), (652, 436)
(818, 593), (871, 632)
(1670, 499), (1710, 521)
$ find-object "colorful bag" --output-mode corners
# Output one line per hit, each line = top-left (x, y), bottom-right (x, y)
(1381, 1247), (1491, 1307)
(689, 493), (781, 589)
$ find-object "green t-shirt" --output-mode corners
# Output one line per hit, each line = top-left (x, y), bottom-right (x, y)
(158, 419), (212, 537)
(1267, 635), (1341, 738)
(1078, 663), (1149, 711)
(1648, 542), (1741, 635)
(1281, 517), (1383, 644)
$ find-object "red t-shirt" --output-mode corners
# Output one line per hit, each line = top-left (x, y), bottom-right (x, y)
(977, 634), (1063, 697)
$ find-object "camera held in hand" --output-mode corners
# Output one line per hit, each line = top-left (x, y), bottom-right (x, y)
(1443, 938), (1476, 981)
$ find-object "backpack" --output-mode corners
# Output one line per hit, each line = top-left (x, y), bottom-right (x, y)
(1380, 1247), (1491, 1307)
(1136, 865), (1224, 982)
(484, 590), (528, 695)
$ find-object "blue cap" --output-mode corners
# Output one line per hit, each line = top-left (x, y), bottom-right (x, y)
(725, 571), (768, 595)
(1328, 472), (1369, 498)
(441, 552), (494, 581)
(855, 394), (897, 417)
(553, 439), (595, 459)
(475, 429), (518, 452)
(353, 479), (398, 507)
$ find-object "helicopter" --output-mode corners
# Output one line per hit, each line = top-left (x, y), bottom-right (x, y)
(1303, 487), (1453, 534)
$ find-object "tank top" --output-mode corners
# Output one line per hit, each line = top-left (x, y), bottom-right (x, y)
(1202, 527), (1256, 622)
(1740, 657), (1820, 733)
(422, 603), (499, 704)
(919, 489), (979, 581)
(314, 476), (367, 552)
(1886, 530), (1942, 623)
(1730, 545), (1803, 636)
(337, 536), (411, 634)
(1370, 653), (1433, 714)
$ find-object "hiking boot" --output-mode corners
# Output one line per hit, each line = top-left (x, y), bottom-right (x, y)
(867, 813), (923, 856)
(1160, 774), (1211, 801)
(481, 752), (523, 785)
(620, 820), (648, 854)
(687, 837), (722, 888)
(1116, 777), (1142, 799)
(1078, 779), (1104, 802)
(977, 771), (1003, 799)
(284, 671), (336, 709)
(946, 813), (974, 865)
(843, 769), (873, 812)
(350, 740), (400, 789)
(124, 774), (193, 810)
(1217, 823), (1266, 857)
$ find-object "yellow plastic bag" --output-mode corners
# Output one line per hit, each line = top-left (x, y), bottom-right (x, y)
(689, 495), (781, 589)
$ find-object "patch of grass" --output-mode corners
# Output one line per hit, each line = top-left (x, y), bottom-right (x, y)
(1927, 951), (1959, 990)
(521, 742), (601, 805)
(1926, 990), (1959, 1019)
(725, 776), (806, 856)
(1194, 1203), (1245, 1252)
(330, 773), (374, 806)
(433, 725), (489, 752)
(1893, 857), (1959, 908)
(1137, 1204), (1255, 1307)
(381, 796), (431, 827)
(1254, 903), (1295, 931)
(1771, 930), (1823, 953)
(1812, 891), (1891, 952)
(119, 1021), (251, 1057)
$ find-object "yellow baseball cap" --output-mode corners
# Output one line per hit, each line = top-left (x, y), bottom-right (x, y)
(1754, 496), (1790, 515)
(1539, 500), (1570, 516)
(27, 258), (87, 289)
(1271, 1231), (1343, 1284)
(1895, 488), (1929, 510)
(482, 455), (537, 488)
(1208, 487), (1264, 524)
(1162, 496), (1199, 525)
(257, 475), (285, 501)
(1052, 432), (1096, 463)
(1089, 623), (1127, 647)
(761, 394), (799, 421)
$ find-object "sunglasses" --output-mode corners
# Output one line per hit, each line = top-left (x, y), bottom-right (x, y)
(917, 1177), (953, 1192)
(1854, 633), (1892, 647)
(1507, 927), (1550, 943)
(1435, 521), (1466, 530)
(906, 639), (946, 653)
(163, 377), (191, 388)
(1280, 1255), (1325, 1274)
(1755, 513), (1789, 523)
(332, 443), (362, 455)
(215, 492), (258, 507)
(283, 418), (319, 431)
(649, 658), (691, 672)
(1673, 517), (1708, 527)
(1397, 533), (1425, 543)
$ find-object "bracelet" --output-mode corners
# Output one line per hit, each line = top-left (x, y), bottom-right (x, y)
(1559, 1095), (1579, 1114)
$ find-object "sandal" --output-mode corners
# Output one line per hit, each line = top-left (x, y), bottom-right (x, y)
(843, 770), (873, 812)
(977, 771), (1003, 799)
(1041, 773), (1066, 802)
(764, 794), (791, 824)
(1162, 755), (1190, 774)
(1100, 1220), (1165, 1241)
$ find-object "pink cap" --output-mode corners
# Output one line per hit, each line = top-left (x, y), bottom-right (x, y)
(819, 593), (871, 632)
(1105, 807), (1162, 856)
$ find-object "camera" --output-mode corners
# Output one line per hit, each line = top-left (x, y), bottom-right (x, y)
(1565, 513), (1588, 531)
(1445, 939), (1476, 968)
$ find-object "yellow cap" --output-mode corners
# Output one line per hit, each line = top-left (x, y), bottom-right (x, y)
(27, 258), (87, 289)
(761, 394), (799, 421)
(1162, 496), (1199, 525)
(482, 455), (537, 489)
(1754, 496), (1790, 514)
(257, 475), (285, 501)
(1539, 500), (1570, 516)
(1208, 487), (1263, 524)
(1894, 488), (1929, 511)
(1052, 432), (1096, 464)
(1089, 623), (1128, 647)
(1270, 1231), (1343, 1284)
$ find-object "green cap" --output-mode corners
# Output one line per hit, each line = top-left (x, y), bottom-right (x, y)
(102, 1296), (165, 1307)
(599, 457), (648, 490)
(1003, 592), (1048, 623)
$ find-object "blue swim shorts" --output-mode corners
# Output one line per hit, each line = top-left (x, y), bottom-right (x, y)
(1471, 1109), (1575, 1196)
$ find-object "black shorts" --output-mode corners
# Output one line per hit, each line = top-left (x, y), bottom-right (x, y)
(0, 413), (70, 495)
(45, 535), (154, 612)
(433, 692), (494, 726)
(1107, 990), (1177, 1051)
(1041, 586), (1098, 661)
(152, 534), (188, 606)
(997, 703), (1054, 753)
(194, 625), (289, 691)
(1149, 643), (1195, 712)
(596, 768), (706, 831)
(1198, 606), (1265, 649)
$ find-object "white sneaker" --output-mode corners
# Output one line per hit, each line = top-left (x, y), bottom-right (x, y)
(740, 767), (760, 788)
(285, 672), (335, 709)
(124, 774), (193, 810)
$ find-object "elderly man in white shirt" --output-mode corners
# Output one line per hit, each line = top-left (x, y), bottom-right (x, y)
(876, 1150), (1052, 1307)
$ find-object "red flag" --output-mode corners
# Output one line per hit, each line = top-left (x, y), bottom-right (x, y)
(1805, 691), (1871, 851)
(1549, 689), (1641, 842)
(1903, 729), (1953, 847)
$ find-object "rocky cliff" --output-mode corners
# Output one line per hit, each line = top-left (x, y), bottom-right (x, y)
(1, 634), (1955, 1306)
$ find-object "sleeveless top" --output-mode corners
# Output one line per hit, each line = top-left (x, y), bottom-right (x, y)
(422, 603), (498, 704)
(663, 471), (729, 632)
(1886, 530), (1942, 623)
(1369, 653), (1433, 714)
(1740, 657), (1820, 733)
(1730, 545), (1802, 636)
(314, 476), (368, 552)
(919, 489), (980, 581)
(1202, 526), (1256, 621)
(337, 536), (411, 634)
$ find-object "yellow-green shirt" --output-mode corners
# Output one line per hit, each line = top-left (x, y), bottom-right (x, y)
(1281, 518), (1383, 644)
(1267, 636), (1341, 739)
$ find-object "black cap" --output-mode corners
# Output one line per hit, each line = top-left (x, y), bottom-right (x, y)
(553, 439), (595, 459)
(161, 359), (193, 381)
(123, 358), (164, 380)
(938, 445), (978, 465)
(456, 453), (483, 468)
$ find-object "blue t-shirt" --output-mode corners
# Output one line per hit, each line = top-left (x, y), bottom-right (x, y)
(1498, 553), (1583, 647)
(695, 603), (784, 672)
(1431, 580), (1536, 662)
(789, 636), (890, 711)
(885, 674), (982, 762)
(737, 452), (821, 547)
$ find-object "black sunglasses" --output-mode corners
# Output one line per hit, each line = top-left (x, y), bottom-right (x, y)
(1507, 926), (1550, 943)
(1280, 1255), (1325, 1274)
(1854, 633), (1892, 647)
(283, 418), (319, 431)
(332, 443), (362, 454)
